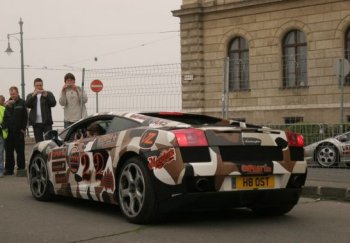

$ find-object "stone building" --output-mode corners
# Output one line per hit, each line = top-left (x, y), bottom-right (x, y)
(173, 0), (350, 124)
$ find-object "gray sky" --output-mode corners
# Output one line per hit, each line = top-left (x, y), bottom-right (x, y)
(0, 0), (181, 121)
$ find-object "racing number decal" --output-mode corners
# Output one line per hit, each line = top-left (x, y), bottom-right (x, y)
(68, 147), (80, 174)
(93, 152), (105, 180)
(81, 153), (91, 180)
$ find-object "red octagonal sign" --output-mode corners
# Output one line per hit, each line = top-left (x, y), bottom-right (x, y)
(90, 79), (103, 93)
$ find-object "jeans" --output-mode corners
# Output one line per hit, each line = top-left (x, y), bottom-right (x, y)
(33, 123), (52, 143)
(5, 130), (25, 172)
(0, 136), (4, 175)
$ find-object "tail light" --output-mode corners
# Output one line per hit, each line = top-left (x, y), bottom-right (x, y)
(286, 131), (304, 147)
(173, 128), (208, 147)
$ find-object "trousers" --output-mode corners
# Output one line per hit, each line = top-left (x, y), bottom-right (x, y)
(5, 130), (25, 172)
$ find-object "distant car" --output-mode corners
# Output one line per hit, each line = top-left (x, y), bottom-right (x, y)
(304, 131), (350, 167)
(27, 112), (307, 224)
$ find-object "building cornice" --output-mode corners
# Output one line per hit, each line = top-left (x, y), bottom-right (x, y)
(172, 0), (286, 17)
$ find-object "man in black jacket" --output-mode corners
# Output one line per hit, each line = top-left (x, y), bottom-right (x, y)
(4, 86), (28, 176)
(25, 78), (56, 143)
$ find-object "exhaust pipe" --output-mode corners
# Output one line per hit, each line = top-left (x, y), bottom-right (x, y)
(194, 178), (210, 192)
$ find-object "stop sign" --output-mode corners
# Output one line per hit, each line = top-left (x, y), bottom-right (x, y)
(90, 79), (103, 93)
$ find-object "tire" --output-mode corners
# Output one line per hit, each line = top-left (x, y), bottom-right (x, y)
(29, 154), (54, 201)
(251, 204), (296, 216)
(315, 143), (339, 168)
(117, 156), (158, 224)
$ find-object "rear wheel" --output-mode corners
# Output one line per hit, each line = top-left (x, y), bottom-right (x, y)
(315, 143), (339, 168)
(29, 154), (54, 201)
(117, 156), (158, 224)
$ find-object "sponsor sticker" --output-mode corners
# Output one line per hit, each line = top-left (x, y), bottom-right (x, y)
(148, 148), (176, 169)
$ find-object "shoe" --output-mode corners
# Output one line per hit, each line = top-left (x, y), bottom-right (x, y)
(4, 171), (14, 176)
(16, 169), (27, 177)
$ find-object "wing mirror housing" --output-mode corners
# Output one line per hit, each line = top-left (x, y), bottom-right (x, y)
(338, 135), (347, 142)
(44, 130), (63, 146)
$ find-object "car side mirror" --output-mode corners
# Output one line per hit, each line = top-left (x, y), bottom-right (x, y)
(44, 130), (63, 146)
(338, 135), (347, 142)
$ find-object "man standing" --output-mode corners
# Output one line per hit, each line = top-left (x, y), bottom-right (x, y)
(59, 73), (88, 128)
(4, 86), (27, 176)
(26, 78), (56, 143)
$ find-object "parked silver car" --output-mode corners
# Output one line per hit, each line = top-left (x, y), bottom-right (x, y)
(304, 131), (350, 167)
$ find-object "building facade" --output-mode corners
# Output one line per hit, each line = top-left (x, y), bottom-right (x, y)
(173, 0), (350, 124)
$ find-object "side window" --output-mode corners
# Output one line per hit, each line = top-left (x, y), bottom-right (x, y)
(107, 117), (140, 133)
(64, 118), (113, 142)
(282, 29), (307, 88)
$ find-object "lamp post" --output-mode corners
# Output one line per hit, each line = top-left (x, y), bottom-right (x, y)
(5, 18), (25, 99)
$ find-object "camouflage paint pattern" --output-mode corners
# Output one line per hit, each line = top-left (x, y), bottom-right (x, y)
(28, 112), (307, 205)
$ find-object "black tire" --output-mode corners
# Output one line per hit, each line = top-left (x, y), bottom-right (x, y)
(117, 156), (158, 224)
(251, 204), (296, 216)
(315, 143), (339, 168)
(29, 154), (54, 201)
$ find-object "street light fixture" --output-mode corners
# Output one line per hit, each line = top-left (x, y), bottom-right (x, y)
(5, 18), (25, 99)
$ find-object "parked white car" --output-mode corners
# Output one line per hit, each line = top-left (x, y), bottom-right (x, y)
(304, 131), (350, 167)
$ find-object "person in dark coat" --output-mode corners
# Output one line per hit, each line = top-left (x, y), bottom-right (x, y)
(4, 86), (28, 176)
(25, 78), (56, 143)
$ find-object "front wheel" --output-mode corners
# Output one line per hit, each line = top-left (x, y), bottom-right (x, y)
(29, 154), (54, 201)
(117, 156), (158, 224)
(315, 143), (339, 168)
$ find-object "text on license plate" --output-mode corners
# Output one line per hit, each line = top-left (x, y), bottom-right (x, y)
(234, 176), (275, 189)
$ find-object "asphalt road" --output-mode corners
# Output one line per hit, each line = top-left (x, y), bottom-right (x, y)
(0, 176), (349, 243)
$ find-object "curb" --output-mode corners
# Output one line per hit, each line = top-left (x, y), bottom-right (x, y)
(302, 186), (350, 201)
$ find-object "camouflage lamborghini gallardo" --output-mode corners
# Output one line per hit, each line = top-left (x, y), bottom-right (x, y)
(28, 112), (307, 224)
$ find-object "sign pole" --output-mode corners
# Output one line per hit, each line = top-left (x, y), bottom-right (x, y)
(90, 79), (103, 114)
(96, 92), (99, 113)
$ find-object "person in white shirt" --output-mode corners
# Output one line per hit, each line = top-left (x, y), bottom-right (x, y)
(25, 78), (57, 143)
(59, 73), (88, 128)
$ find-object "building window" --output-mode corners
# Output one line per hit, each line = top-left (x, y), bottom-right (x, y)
(228, 37), (249, 91)
(284, 117), (304, 124)
(345, 27), (350, 84)
(282, 30), (307, 88)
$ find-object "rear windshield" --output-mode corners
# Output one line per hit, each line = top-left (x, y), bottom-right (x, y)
(142, 113), (226, 125)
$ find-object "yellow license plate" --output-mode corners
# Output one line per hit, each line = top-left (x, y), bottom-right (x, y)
(234, 176), (275, 189)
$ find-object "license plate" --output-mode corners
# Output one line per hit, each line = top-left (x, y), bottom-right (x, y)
(234, 176), (275, 189)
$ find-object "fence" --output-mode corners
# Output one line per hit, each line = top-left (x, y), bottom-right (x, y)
(83, 63), (182, 114)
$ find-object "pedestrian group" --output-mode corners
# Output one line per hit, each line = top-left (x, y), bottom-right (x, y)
(0, 73), (88, 177)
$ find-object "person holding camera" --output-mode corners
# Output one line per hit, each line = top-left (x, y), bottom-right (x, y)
(25, 78), (56, 143)
(59, 73), (88, 128)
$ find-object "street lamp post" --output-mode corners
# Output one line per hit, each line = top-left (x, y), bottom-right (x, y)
(5, 18), (25, 99)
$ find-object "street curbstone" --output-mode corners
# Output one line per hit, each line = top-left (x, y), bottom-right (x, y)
(302, 186), (350, 201)
(346, 188), (350, 201)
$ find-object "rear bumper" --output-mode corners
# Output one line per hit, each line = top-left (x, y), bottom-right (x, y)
(157, 188), (303, 213)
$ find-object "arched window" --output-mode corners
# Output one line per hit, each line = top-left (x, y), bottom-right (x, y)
(282, 30), (307, 87)
(228, 37), (249, 91)
(345, 27), (350, 84)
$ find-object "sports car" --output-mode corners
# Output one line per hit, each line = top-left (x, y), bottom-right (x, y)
(304, 131), (350, 168)
(28, 112), (307, 224)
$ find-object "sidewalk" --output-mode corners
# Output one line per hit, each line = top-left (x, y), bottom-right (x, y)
(302, 167), (350, 201)
(24, 141), (350, 201)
